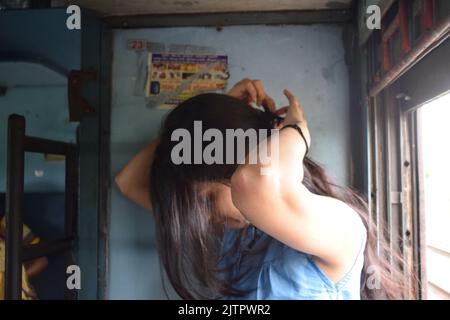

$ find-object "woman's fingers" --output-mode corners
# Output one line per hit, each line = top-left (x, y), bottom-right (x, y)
(252, 80), (271, 109)
(227, 78), (255, 105)
(283, 89), (299, 108)
(244, 80), (258, 104)
(275, 106), (288, 115)
(228, 78), (277, 113)
(282, 89), (311, 147)
(262, 95), (276, 113)
(282, 88), (309, 136)
(283, 89), (305, 122)
(252, 80), (264, 105)
(251, 80), (276, 112)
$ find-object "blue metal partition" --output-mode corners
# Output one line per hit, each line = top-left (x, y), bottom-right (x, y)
(0, 8), (110, 299)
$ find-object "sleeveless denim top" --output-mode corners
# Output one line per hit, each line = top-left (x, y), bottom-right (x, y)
(219, 224), (367, 300)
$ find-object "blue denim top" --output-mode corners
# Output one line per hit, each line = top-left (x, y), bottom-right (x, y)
(219, 224), (367, 300)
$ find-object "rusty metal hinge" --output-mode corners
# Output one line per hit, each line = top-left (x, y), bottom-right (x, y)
(391, 191), (403, 204)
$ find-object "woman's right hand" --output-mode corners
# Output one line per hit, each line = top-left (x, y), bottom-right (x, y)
(227, 78), (276, 113)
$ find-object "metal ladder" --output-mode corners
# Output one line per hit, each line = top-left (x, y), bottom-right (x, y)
(5, 114), (79, 300)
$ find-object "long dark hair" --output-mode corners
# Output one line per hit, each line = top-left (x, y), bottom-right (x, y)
(150, 93), (408, 300)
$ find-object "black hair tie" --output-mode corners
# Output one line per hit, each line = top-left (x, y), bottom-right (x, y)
(281, 124), (309, 155)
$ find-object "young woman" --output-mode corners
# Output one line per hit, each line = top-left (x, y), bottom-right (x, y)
(116, 79), (405, 300)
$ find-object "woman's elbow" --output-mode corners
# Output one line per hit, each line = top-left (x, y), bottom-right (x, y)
(115, 173), (152, 211)
(115, 171), (129, 196)
(231, 164), (305, 214)
(231, 166), (274, 209)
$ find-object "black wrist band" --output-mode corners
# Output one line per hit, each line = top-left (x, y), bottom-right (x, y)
(281, 124), (309, 155)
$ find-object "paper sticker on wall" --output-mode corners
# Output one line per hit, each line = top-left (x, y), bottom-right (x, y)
(145, 52), (228, 109)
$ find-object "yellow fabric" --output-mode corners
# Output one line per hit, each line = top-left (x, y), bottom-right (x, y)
(0, 216), (38, 300)
(30, 237), (40, 245)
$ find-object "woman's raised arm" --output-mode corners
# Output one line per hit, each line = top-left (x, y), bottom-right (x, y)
(115, 139), (159, 212)
(115, 78), (274, 212)
(230, 90), (366, 283)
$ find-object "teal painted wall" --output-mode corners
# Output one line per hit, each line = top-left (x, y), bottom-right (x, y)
(0, 9), (81, 192)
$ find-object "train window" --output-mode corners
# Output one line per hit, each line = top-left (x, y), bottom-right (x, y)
(368, 31), (450, 298)
(417, 92), (450, 299)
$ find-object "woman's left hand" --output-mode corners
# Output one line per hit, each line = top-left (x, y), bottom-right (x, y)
(227, 78), (276, 113)
(279, 89), (311, 148)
